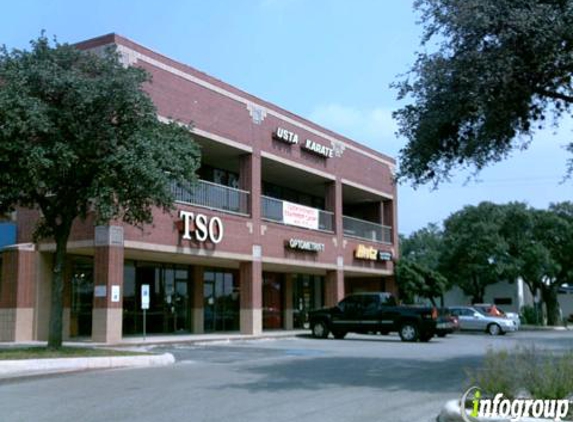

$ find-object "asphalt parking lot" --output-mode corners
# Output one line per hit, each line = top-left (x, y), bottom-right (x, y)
(2, 330), (573, 422)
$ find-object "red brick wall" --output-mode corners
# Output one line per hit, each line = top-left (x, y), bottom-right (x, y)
(0, 249), (36, 308)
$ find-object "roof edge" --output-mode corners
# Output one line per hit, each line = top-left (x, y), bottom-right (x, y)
(73, 33), (396, 165)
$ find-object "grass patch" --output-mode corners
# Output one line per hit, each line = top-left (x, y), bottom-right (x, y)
(0, 347), (152, 360)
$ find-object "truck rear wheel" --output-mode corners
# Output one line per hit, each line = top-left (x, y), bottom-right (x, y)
(399, 322), (419, 342)
(311, 321), (330, 339)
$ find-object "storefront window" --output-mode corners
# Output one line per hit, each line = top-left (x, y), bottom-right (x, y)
(122, 261), (191, 336)
(292, 275), (324, 329)
(204, 270), (239, 332)
(70, 257), (94, 337)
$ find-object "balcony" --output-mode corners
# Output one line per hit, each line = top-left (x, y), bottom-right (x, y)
(171, 180), (250, 216)
(343, 215), (392, 244)
(261, 196), (334, 232)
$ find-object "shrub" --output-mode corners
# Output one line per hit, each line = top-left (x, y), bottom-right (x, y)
(521, 305), (542, 326)
(467, 346), (573, 402)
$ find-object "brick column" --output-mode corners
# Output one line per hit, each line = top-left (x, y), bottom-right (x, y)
(325, 178), (343, 237)
(191, 266), (204, 334)
(240, 152), (261, 224)
(0, 245), (37, 342)
(283, 273), (294, 330)
(240, 151), (263, 335)
(240, 260), (262, 335)
(325, 179), (345, 304)
(92, 226), (124, 344)
(325, 269), (344, 307)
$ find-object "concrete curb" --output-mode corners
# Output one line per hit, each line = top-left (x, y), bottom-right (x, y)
(104, 331), (309, 347)
(0, 352), (175, 379)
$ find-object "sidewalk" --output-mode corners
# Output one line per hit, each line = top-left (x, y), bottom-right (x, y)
(0, 330), (307, 380)
(519, 324), (571, 331)
(0, 329), (308, 349)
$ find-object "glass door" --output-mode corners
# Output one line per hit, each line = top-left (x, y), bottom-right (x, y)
(263, 273), (283, 330)
(204, 270), (239, 332)
(70, 257), (94, 337)
(293, 275), (325, 329)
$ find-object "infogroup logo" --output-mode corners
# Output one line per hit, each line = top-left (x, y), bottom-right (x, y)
(460, 386), (570, 422)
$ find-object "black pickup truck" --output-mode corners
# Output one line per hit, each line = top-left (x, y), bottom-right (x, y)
(308, 292), (438, 342)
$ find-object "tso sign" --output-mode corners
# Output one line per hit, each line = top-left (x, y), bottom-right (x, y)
(179, 210), (224, 244)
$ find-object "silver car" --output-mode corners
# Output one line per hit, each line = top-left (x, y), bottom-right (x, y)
(448, 306), (518, 335)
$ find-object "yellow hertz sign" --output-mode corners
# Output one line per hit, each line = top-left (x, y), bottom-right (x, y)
(354, 244), (379, 260)
(354, 244), (393, 261)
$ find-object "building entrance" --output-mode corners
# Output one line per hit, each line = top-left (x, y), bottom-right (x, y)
(70, 257), (94, 337)
(203, 270), (239, 332)
(123, 261), (190, 335)
(263, 273), (283, 329)
(292, 275), (324, 329)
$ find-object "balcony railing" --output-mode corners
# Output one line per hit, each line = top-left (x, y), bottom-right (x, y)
(171, 180), (250, 216)
(261, 196), (334, 232)
(343, 215), (392, 244)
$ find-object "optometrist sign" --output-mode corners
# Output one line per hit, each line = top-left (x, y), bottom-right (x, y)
(286, 238), (325, 252)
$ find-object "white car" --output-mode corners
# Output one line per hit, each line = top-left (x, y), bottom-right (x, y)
(449, 306), (518, 335)
(472, 303), (521, 329)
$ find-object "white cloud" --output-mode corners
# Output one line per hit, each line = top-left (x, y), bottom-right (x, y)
(308, 103), (402, 157)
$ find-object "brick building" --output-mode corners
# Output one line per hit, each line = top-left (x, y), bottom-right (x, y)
(0, 34), (398, 343)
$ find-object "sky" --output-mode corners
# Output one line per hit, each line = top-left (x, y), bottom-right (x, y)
(2, 0), (571, 234)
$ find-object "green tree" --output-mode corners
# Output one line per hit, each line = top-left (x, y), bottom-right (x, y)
(534, 204), (573, 325)
(397, 223), (448, 305)
(0, 35), (201, 348)
(497, 203), (561, 324)
(395, 259), (448, 306)
(394, 0), (573, 185)
(400, 222), (443, 270)
(440, 202), (509, 303)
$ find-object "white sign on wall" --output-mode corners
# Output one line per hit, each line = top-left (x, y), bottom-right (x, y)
(283, 201), (319, 230)
(141, 284), (150, 310)
(111, 285), (121, 303)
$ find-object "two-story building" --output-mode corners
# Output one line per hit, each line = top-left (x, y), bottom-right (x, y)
(0, 34), (398, 343)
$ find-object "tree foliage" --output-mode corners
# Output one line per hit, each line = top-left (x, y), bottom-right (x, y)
(397, 223), (448, 305)
(435, 201), (573, 324)
(395, 259), (448, 306)
(394, 0), (573, 185)
(440, 202), (510, 303)
(0, 35), (201, 347)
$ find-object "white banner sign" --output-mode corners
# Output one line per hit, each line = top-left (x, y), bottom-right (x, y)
(283, 201), (319, 230)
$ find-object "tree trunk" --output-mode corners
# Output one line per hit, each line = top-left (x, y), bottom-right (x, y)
(47, 225), (72, 349)
(541, 284), (561, 326)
